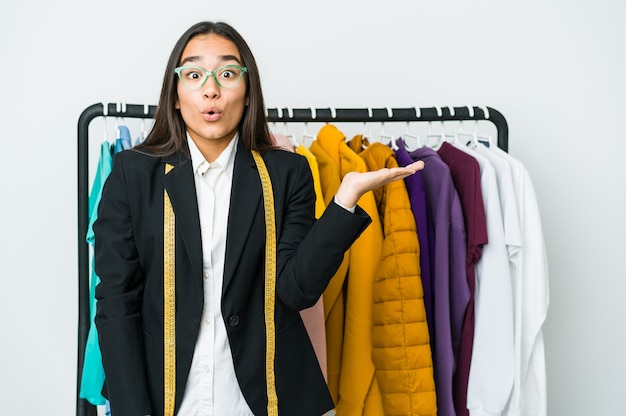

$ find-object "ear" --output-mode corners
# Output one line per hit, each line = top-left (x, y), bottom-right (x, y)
(175, 99), (180, 109)
(245, 96), (249, 106)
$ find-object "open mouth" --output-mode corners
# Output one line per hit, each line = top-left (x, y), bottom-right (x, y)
(203, 110), (221, 121)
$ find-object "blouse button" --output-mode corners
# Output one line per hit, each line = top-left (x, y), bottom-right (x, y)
(228, 315), (240, 327)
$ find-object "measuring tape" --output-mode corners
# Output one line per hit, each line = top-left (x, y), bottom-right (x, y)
(162, 152), (278, 415)
(251, 149), (279, 416)
(163, 163), (176, 416)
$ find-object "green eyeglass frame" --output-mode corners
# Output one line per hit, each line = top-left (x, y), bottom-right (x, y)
(174, 64), (248, 90)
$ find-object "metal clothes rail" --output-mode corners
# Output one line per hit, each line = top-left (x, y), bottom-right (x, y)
(76, 103), (509, 416)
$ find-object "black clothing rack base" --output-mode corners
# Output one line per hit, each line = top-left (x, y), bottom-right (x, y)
(76, 103), (508, 416)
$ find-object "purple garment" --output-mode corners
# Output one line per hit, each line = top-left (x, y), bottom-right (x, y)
(395, 140), (434, 339)
(405, 145), (470, 416)
(438, 142), (488, 416)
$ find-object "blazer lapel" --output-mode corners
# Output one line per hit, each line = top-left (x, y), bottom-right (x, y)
(161, 153), (203, 280)
(223, 141), (262, 293)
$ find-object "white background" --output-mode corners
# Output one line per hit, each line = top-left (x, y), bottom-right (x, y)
(1, 1), (624, 415)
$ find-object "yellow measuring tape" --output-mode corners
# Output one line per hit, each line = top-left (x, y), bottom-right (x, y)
(163, 163), (176, 416)
(162, 152), (278, 415)
(251, 149), (279, 416)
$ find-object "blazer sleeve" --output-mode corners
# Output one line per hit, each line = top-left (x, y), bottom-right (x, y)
(275, 156), (372, 310)
(93, 152), (153, 416)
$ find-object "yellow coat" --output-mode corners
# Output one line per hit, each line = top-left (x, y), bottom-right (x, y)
(296, 144), (330, 381)
(296, 144), (326, 219)
(347, 136), (437, 416)
(309, 138), (347, 403)
(311, 125), (385, 415)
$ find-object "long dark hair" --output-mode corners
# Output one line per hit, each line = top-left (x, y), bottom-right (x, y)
(136, 21), (273, 156)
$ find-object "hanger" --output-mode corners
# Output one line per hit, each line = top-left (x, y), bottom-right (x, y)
(402, 123), (420, 151)
(115, 116), (122, 138)
(284, 108), (297, 148)
(270, 107), (283, 135)
(424, 106), (456, 150)
(134, 103), (150, 146)
(281, 122), (296, 149)
(357, 108), (374, 148)
(115, 102), (127, 134)
(360, 120), (373, 145)
(102, 102), (109, 143)
(401, 107), (421, 150)
(300, 107), (317, 146)
(269, 107), (297, 150)
(325, 107), (336, 125)
(379, 107), (396, 149)
(477, 106), (494, 147)
(455, 106), (478, 148)
(455, 106), (493, 148)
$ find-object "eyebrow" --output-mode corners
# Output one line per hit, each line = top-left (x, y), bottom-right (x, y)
(179, 54), (242, 66)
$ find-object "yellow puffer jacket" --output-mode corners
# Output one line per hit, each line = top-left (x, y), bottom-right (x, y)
(348, 136), (437, 416)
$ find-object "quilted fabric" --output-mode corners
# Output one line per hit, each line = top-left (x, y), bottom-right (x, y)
(348, 135), (437, 416)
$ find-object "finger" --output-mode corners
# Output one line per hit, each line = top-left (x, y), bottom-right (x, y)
(406, 160), (425, 172)
(389, 161), (424, 177)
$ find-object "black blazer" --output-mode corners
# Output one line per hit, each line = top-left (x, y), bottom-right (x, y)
(94, 140), (371, 416)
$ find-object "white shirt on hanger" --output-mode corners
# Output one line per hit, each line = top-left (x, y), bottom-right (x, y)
(489, 146), (549, 416)
(178, 133), (254, 416)
(475, 143), (523, 261)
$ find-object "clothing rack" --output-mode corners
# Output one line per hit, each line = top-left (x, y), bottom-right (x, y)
(76, 103), (509, 416)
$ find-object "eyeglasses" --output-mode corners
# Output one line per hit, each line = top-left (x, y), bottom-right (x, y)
(174, 65), (248, 90)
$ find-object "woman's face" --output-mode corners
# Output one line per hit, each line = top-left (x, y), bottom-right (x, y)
(176, 34), (248, 158)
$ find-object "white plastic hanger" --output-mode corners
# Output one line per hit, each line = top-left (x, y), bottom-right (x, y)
(115, 102), (127, 137)
(401, 107), (421, 150)
(477, 106), (494, 147)
(455, 106), (493, 148)
(326, 107), (336, 125)
(282, 123), (297, 149)
(300, 107), (317, 146)
(284, 108), (297, 148)
(135, 103), (150, 146)
(455, 106), (478, 148)
(359, 108), (374, 148)
(379, 107), (396, 149)
(360, 120), (373, 145)
(424, 106), (456, 149)
(271, 107), (283, 135)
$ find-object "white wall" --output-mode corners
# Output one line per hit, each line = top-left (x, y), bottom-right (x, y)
(1, 0), (624, 414)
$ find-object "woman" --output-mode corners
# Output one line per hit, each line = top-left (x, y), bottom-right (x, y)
(94, 21), (424, 416)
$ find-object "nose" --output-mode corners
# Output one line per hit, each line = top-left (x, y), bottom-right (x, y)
(202, 74), (220, 99)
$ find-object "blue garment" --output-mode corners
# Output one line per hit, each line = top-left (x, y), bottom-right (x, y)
(79, 141), (113, 405)
(135, 132), (146, 147)
(113, 125), (132, 154)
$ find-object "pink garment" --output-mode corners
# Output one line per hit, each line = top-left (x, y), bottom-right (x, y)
(271, 133), (295, 152)
(300, 300), (327, 380)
